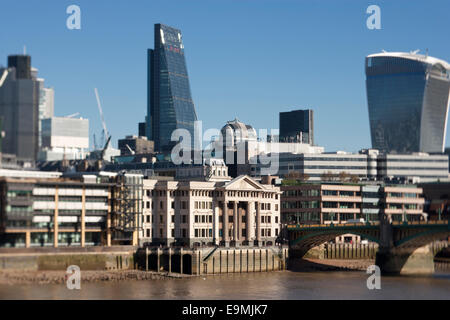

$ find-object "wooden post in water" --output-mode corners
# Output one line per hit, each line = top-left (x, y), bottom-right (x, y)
(145, 247), (148, 272)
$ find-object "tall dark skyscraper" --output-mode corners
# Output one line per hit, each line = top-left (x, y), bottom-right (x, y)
(366, 51), (450, 153)
(279, 109), (314, 144)
(145, 23), (198, 152)
(0, 55), (39, 161)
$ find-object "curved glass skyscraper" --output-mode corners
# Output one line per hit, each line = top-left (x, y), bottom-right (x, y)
(146, 24), (197, 152)
(365, 52), (450, 153)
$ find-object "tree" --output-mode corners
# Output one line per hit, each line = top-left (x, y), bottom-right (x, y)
(338, 171), (350, 182)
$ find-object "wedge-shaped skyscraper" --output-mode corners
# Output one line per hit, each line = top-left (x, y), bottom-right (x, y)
(146, 24), (198, 152)
(365, 51), (450, 153)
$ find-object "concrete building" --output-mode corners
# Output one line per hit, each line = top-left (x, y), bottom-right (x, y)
(38, 116), (89, 161)
(281, 182), (426, 225)
(0, 55), (40, 162)
(140, 175), (281, 247)
(0, 170), (143, 248)
(376, 153), (449, 182)
(366, 51), (450, 153)
(250, 150), (449, 182)
(36, 73), (54, 149)
(118, 135), (154, 156)
(444, 147), (450, 172)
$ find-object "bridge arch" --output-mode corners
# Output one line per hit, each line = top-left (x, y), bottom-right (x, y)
(289, 229), (380, 259)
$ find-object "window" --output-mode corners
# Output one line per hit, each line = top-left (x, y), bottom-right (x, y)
(195, 229), (199, 237)
(160, 215), (163, 223)
(171, 201), (175, 209)
(182, 215), (187, 223)
(171, 229), (175, 237)
(146, 215), (151, 223)
(208, 215), (212, 223)
(146, 201), (150, 209)
(195, 215), (199, 223)
(146, 229), (150, 237)
(171, 215), (175, 223)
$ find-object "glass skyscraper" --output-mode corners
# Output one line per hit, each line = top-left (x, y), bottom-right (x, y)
(279, 109), (314, 144)
(146, 23), (198, 152)
(365, 51), (450, 153)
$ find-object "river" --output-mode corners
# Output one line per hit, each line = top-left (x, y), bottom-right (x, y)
(0, 270), (449, 300)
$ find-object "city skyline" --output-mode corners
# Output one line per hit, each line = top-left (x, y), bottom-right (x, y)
(1, 1), (449, 152)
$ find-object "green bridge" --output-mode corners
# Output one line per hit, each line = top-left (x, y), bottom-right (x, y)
(287, 219), (450, 275)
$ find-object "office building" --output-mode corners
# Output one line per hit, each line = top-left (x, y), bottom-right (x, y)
(418, 181), (450, 221)
(376, 153), (449, 182)
(445, 147), (450, 172)
(365, 51), (450, 153)
(279, 109), (314, 144)
(141, 175), (281, 247)
(251, 150), (449, 182)
(145, 24), (198, 152)
(38, 116), (89, 161)
(281, 182), (426, 225)
(0, 170), (142, 248)
(36, 78), (54, 149)
(118, 135), (154, 156)
(0, 55), (40, 162)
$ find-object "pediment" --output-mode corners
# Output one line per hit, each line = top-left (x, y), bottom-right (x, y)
(224, 175), (264, 190)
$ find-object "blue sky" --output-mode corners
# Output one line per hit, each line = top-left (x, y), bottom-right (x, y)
(1, 0), (449, 151)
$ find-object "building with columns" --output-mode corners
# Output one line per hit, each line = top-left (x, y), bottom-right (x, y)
(141, 174), (281, 247)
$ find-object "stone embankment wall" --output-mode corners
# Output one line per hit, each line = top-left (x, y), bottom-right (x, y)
(0, 246), (137, 271)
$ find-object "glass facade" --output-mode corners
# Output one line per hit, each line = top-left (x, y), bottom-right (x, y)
(365, 53), (450, 153)
(279, 109), (314, 144)
(147, 24), (198, 152)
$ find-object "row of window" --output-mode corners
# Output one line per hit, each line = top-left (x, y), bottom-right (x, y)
(144, 189), (278, 199)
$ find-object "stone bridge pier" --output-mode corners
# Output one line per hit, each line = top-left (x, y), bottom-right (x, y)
(376, 246), (435, 275)
(375, 217), (448, 275)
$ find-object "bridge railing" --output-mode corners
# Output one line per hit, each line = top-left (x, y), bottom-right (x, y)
(286, 220), (449, 230)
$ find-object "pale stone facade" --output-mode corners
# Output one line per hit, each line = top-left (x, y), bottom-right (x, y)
(141, 175), (281, 247)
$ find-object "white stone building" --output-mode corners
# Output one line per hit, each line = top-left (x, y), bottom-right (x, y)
(141, 174), (281, 247)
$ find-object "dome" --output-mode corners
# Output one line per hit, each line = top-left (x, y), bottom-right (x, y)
(220, 118), (257, 146)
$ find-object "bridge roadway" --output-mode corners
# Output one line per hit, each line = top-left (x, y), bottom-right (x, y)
(287, 220), (450, 275)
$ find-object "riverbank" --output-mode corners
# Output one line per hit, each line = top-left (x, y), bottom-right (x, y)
(289, 258), (375, 272)
(0, 269), (190, 285)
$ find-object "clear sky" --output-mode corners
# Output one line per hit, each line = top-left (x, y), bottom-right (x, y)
(1, 0), (449, 151)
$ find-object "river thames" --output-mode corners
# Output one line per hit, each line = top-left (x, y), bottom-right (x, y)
(0, 270), (449, 300)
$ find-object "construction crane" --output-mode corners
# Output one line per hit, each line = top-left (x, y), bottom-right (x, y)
(65, 112), (80, 118)
(94, 88), (110, 149)
(0, 69), (9, 88)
